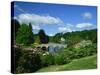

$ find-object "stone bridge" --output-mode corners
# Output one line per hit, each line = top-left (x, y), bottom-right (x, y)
(35, 43), (67, 53)
(14, 43), (67, 53)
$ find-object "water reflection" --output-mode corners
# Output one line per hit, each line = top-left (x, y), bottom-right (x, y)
(48, 43), (67, 54)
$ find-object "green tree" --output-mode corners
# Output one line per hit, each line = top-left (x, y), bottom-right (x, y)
(28, 23), (34, 44)
(16, 23), (34, 45)
(38, 29), (49, 44)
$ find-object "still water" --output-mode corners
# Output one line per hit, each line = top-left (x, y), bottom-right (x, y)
(48, 43), (67, 54)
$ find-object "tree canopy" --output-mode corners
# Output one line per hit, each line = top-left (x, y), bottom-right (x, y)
(38, 29), (49, 44)
(16, 23), (34, 45)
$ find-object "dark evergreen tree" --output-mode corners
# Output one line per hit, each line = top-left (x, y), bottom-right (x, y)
(11, 19), (20, 36)
(38, 29), (49, 44)
(28, 23), (34, 44)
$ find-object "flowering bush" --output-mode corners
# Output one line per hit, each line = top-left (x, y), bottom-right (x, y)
(75, 40), (92, 48)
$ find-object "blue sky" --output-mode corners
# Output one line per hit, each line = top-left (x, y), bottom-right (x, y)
(12, 1), (97, 36)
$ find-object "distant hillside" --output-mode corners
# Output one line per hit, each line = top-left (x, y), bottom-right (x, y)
(49, 29), (97, 47)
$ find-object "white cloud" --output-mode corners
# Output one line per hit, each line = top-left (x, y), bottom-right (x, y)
(76, 23), (93, 28)
(17, 13), (63, 25)
(82, 12), (92, 19)
(32, 25), (40, 30)
(48, 33), (54, 36)
(15, 13), (63, 31)
(13, 16), (17, 20)
(66, 23), (73, 27)
(58, 27), (67, 31)
(58, 23), (75, 33)
(58, 26), (72, 33)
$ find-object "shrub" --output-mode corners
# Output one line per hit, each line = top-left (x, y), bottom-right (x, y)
(63, 43), (97, 59)
(54, 51), (71, 65)
(84, 43), (97, 56)
(74, 40), (92, 48)
(15, 47), (23, 70)
(74, 44), (97, 58)
(54, 53), (65, 65)
(40, 53), (54, 67)
(15, 43), (97, 73)
(15, 47), (42, 73)
(64, 48), (76, 59)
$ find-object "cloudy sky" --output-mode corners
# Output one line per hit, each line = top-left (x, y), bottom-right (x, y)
(12, 2), (97, 36)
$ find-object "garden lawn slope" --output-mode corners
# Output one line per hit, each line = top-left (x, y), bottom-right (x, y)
(37, 55), (97, 72)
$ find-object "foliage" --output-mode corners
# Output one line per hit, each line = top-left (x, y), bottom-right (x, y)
(59, 55), (97, 71)
(37, 55), (97, 72)
(38, 29), (49, 44)
(40, 50), (73, 66)
(63, 48), (76, 59)
(73, 44), (97, 58)
(16, 23), (34, 45)
(63, 43), (97, 59)
(14, 42), (97, 73)
(50, 29), (97, 47)
(14, 22), (97, 73)
(53, 33), (62, 43)
(15, 48), (41, 73)
(15, 47), (23, 72)
(34, 34), (40, 45)
(74, 40), (92, 48)
(40, 53), (54, 67)
(54, 53), (66, 65)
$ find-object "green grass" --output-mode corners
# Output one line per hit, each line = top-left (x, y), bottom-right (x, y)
(37, 55), (97, 72)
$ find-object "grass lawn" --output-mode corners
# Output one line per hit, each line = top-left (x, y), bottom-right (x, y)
(37, 55), (97, 72)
